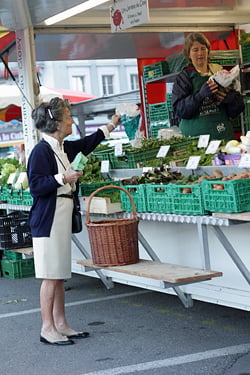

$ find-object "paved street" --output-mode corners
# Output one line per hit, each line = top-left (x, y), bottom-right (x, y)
(0, 273), (250, 375)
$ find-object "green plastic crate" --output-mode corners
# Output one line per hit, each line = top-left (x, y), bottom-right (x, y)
(146, 184), (173, 213)
(7, 190), (33, 206)
(80, 181), (120, 196)
(3, 250), (22, 261)
(169, 183), (206, 215)
(143, 61), (169, 81)
(109, 148), (159, 169)
(202, 178), (250, 213)
(1, 258), (35, 279)
(149, 102), (169, 126)
(0, 186), (10, 202)
(120, 184), (148, 212)
(242, 43), (250, 63)
(93, 147), (113, 162)
(170, 136), (198, 153)
(209, 50), (239, 65)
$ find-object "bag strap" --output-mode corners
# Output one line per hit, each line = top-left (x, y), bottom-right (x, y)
(53, 151), (67, 171)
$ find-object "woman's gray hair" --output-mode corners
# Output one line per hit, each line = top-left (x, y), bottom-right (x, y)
(183, 32), (210, 61)
(31, 97), (71, 133)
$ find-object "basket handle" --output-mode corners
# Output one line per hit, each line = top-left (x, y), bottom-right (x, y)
(85, 184), (137, 224)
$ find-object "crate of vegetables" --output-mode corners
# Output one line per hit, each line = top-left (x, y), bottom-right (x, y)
(169, 182), (207, 215)
(80, 181), (120, 197)
(120, 184), (148, 212)
(146, 184), (173, 213)
(109, 148), (159, 169)
(202, 173), (250, 213)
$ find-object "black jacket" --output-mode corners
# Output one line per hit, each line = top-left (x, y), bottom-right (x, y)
(172, 65), (244, 122)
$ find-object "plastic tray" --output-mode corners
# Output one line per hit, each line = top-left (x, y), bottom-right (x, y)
(1, 258), (35, 279)
(0, 211), (32, 249)
(202, 178), (250, 213)
(120, 184), (148, 212)
(143, 61), (169, 81)
(109, 148), (159, 169)
(146, 184), (173, 213)
(242, 43), (250, 63)
(7, 190), (33, 206)
(80, 181), (120, 196)
(149, 102), (169, 126)
(3, 250), (22, 261)
(169, 183), (206, 215)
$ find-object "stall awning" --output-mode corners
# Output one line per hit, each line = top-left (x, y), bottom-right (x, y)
(0, 84), (98, 109)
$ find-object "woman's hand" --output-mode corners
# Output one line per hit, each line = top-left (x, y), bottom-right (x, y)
(63, 167), (83, 184)
(106, 114), (121, 132)
(215, 87), (234, 104)
(199, 79), (219, 99)
(111, 114), (121, 127)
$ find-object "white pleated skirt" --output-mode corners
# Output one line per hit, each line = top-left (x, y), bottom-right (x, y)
(32, 197), (73, 279)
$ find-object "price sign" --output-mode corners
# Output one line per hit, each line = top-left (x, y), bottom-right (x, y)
(198, 134), (210, 148)
(114, 142), (123, 156)
(186, 156), (200, 170)
(101, 160), (110, 173)
(157, 145), (170, 158)
(205, 140), (221, 154)
(238, 154), (250, 168)
(142, 167), (153, 172)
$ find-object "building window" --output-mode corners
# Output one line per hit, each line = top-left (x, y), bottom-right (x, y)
(72, 75), (85, 91)
(130, 74), (139, 90)
(102, 75), (114, 95)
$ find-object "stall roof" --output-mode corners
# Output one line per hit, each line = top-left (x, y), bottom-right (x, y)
(0, 0), (250, 61)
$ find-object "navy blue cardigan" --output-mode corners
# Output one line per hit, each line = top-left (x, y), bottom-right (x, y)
(27, 130), (105, 237)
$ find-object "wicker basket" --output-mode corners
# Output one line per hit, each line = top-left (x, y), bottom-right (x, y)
(86, 185), (139, 266)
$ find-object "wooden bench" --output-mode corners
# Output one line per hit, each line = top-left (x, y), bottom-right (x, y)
(3, 247), (34, 256)
(77, 259), (222, 284)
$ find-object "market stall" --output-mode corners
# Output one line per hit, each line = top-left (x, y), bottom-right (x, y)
(1, 0), (250, 312)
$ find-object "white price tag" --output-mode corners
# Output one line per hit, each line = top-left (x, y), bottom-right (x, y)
(238, 154), (250, 168)
(186, 156), (200, 170)
(205, 140), (221, 154)
(101, 160), (110, 173)
(142, 167), (153, 172)
(157, 145), (170, 158)
(198, 134), (210, 148)
(114, 143), (123, 156)
(246, 131), (250, 137)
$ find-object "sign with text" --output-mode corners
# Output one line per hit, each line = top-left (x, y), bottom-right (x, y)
(0, 131), (23, 143)
(205, 140), (221, 154)
(157, 145), (170, 158)
(198, 134), (210, 148)
(110, 0), (149, 33)
(186, 156), (200, 170)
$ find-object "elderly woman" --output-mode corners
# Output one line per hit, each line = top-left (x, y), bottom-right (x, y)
(27, 97), (120, 346)
(172, 32), (244, 140)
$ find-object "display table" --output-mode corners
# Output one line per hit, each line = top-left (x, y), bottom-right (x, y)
(73, 207), (250, 311)
(1, 201), (250, 311)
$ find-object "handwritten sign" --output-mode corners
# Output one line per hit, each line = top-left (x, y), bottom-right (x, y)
(157, 145), (170, 158)
(114, 142), (123, 156)
(186, 156), (200, 170)
(205, 140), (221, 154)
(110, 0), (149, 33)
(198, 134), (210, 148)
(101, 160), (110, 173)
